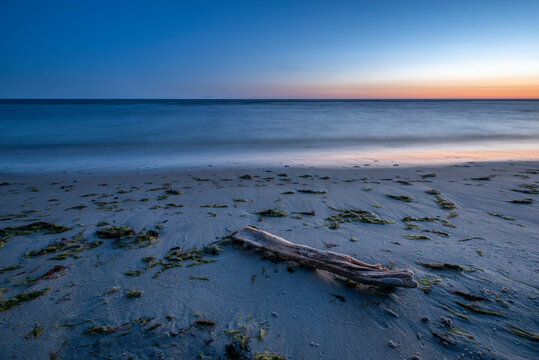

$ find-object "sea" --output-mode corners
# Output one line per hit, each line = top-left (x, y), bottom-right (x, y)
(1, 99), (538, 172)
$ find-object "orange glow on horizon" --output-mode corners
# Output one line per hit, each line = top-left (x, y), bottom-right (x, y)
(265, 76), (539, 99)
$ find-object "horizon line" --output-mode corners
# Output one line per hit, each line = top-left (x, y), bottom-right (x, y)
(1, 97), (539, 101)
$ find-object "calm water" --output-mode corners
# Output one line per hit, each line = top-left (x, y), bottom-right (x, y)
(1, 100), (538, 172)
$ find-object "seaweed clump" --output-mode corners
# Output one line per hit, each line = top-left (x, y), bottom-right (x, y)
(386, 195), (413, 202)
(152, 238), (230, 278)
(0, 288), (50, 312)
(96, 226), (159, 248)
(424, 190), (456, 210)
(297, 189), (326, 194)
(25, 230), (103, 259)
(417, 262), (475, 272)
(256, 209), (288, 218)
(326, 209), (392, 229)
(0, 222), (72, 239)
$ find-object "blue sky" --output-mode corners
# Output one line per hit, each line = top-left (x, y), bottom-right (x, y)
(1, 0), (538, 98)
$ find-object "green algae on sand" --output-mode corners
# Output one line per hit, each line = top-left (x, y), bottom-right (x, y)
(385, 194), (413, 202)
(0, 222), (72, 239)
(326, 209), (392, 228)
(96, 226), (159, 248)
(0, 288), (50, 311)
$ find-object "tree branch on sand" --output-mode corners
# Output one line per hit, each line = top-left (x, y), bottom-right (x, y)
(233, 226), (417, 288)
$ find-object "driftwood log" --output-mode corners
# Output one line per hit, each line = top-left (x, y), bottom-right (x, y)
(233, 226), (417, 288)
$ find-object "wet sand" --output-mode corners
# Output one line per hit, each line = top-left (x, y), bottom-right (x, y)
(0, 161), (537, 359)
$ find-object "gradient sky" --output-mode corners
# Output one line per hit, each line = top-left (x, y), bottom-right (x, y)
(1, 0), (539, 99)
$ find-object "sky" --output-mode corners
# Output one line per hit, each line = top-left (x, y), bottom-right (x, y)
(1, 0), (539, 99)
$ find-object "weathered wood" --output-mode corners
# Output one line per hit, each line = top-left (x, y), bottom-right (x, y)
(233, 226), (417, 288)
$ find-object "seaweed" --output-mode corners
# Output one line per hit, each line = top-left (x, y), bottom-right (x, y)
(152, 239), (228, 278)
(485, 212), (515, 220)
(326, 209), (392, 227)
(124, 270), (143, 277)
(509, 198), (534, 204)
(233, 198), (248, 202)
(239, 174), (253, 180)
(423, 229), (450, 237)
(25, 230), (102, 259)
(96, 226), (159, 248)
(0, 288), (50, 311)
(66, 205), (87, 210)
(451, 290), (487, 301)
(147, 323), (162, 331)
(456, 236), (483, 242)
(404, 234), (430, 240)
(254, 353), (287, 360)
(455, 301), (504, 316)
(386, 195), (413, 202)
(470, 175), (495, 181)
(82, 325), (117, 336)
(256, 209), (288, 217)
(297, 189), (326, 194)
(166, 189), (182, 195)
(497, 270), (538, 289)
(511, 188), (539, 195)
(395, 180), (411, 185)
(18, 265), (67, 285)
(125, 289), (144, 298)
(435, 196), (456, 210)
(505, 324), (539, 342)
(417, 276), (441, 293)
(421, 173), (436, 179)
(189, 276), (210, 280)
(0, 264), (23, 274)
(104, 286), (120, 295)
(425, 189), (440, 195)
(442, 305), (470, 320)
(25, 322), (45, 339)
(292, 211), (315, 216)
(0, 222), (72, 239)
(330, 293), (346, 302)
(417, 262), (472, 271)
(194, 319), (217, 327)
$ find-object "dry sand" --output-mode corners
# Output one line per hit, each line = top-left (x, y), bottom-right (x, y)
(0, 161), (537, 359)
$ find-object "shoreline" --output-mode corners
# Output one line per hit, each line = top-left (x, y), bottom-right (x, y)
(0, 160), (537, 359)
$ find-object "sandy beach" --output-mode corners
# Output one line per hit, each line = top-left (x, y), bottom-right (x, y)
(0, 161), (537, 359)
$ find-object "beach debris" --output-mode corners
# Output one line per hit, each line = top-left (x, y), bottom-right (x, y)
(386, 194), (413, 202)
(233, 226), (417, 288)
